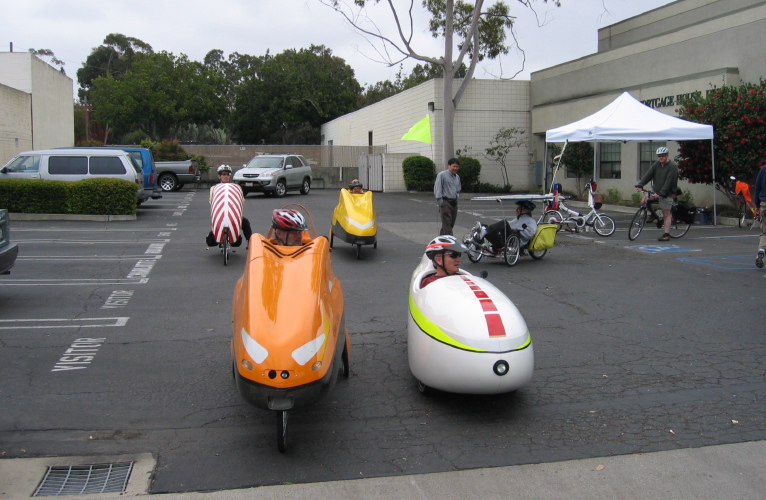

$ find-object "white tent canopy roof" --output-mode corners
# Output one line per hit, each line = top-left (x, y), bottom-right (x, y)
(545, 92), (714, 143)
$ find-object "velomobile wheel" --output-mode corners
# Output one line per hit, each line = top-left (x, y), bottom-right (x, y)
(417, 380), (431, 395)
(341, 342), (350, 378)
(329, 230), (334, 248)
(463, 233), (483, 263)
(276, 410), (288, 453)
(356, 244), (362, 259)
(222, 228), (229, 266)
(504, 234), (520, 266)
(529, 248), (547, 260)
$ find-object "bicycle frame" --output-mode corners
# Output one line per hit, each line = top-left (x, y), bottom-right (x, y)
(538, 182), (616, 237)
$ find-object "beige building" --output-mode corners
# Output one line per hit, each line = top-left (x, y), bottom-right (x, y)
(0, 52), (74, 164)
(322, 0), (766, 204)
(321, 78), (531, 192)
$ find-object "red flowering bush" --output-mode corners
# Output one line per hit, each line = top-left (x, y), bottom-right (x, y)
(677, 81), (766, 191)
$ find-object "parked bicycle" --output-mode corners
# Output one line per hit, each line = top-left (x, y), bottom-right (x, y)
(538, 181), (616, 236)
(716, 176), (760, 229)
(628, 189), (692, 241)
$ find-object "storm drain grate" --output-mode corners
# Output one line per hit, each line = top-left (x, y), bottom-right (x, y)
(33, 462), (133, 497)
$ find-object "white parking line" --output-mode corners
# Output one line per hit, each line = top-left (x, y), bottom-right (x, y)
(0, 278), (148, 286)
(14, 239), (171, 244)
(0, 317), (129, 329)
(16, 255), (162, 261)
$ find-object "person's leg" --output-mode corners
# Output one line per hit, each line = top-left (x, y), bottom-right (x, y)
(757, 203), (766, 267)
(241, 217), (252, 241)
(439, 203), (454, 235)
(206, 231), (216, 246)
(448, 202), (458, 232)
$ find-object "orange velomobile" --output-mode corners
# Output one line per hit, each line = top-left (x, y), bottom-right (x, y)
(230, 204), (350, 452)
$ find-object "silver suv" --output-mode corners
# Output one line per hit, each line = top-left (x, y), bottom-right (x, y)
(233, 154), (312, 197)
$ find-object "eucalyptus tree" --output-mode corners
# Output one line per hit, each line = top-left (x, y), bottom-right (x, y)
(321, 0), (561, 163)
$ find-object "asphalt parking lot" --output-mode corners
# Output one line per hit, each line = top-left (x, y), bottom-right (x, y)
(0, 188), (764, 497)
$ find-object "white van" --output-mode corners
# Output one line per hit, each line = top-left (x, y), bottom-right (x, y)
(0, 149), (146, 202)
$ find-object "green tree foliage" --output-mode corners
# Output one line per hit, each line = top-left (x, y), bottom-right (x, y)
(561, 141), (594, 196)
(677, 82), (766, 193)
(77, 34), (153, 103)
(29, 49), (65, 73)
(89, 51), (227, 141)
(457, 155), (481, 191)
(359, 62), (467, 108)
(403, 155), (436, 191)
(484, 126), (526, 188)
(230, 45), (361, 144)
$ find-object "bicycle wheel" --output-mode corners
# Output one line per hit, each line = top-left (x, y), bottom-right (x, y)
(504, 234), (520, 266)
(628, 207), (647, 241)
(542, 210), (564, 232)
(592, 214), (616, 237)
(463, 233), (483, 263)
(738, 201), (747, 228)
(668, 219), (691, 239)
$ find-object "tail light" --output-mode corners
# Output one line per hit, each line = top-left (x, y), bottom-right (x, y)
(150, 173), (155, 184)
(188, 165), (194, 174)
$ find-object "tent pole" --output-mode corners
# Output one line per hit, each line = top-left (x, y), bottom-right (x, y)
(543, 142), (549, 194)
(710, 138), (717, 225)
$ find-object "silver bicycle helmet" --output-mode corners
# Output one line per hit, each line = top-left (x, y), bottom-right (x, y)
(656, 147), (669, 155)
(217, 164), (232, 174)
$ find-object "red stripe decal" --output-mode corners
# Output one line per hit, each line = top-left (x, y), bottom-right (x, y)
(461, 276), (506, 337)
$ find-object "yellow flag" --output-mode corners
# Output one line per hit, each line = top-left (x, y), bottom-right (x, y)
(401, 115), (431, 144)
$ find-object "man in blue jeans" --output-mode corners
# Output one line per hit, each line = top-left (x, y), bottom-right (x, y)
(754, 164), (766, 268)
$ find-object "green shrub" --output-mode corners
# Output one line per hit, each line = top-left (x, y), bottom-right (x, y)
(402, 155), (436, 191)
(457, 156), (481, 191)
(604, 188), (621, 205)
(67, 178), (137, 215)
(631, 192), (643, 206)
(0, 178), (137, 215)
(0, 179), (69, 213)
(678, 189), (694, 203)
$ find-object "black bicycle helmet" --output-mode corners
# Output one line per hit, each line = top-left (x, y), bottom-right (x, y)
(516, 200), (536, 211)
(349, 179), (363, 190)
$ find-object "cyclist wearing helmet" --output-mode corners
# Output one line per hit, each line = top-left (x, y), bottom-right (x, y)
(270, 209), (308, 246)
(349, 179), (364, 194)
(206, 165), (252, 247)
(421, 235), (468, 288)
(635, 146), (678, 241)
(475, 200), (538, 251)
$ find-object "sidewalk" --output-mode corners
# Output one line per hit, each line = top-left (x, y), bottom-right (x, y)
(153, 440), (766, 499)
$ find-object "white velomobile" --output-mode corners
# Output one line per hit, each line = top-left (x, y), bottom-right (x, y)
(408, 254), (534, 394)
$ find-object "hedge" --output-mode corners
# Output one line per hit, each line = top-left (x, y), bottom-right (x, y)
(402, 155), (436, 191)
(0, 178), (138, 215)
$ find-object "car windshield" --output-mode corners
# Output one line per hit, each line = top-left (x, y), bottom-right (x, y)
(246, 157), (284, 169)
(3, 155), (41, 172)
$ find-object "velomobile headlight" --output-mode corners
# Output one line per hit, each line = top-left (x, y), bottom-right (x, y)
(493, 360), (509, 376)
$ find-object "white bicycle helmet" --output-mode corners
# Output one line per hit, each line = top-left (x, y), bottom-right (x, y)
(425, 235), (468, 261)
(217, 164), (232, 174)
(656, 147), (669, 155)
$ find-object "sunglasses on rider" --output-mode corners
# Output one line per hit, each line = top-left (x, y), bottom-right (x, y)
(219, 172), (231, 176)
(445, 251), (462, 259)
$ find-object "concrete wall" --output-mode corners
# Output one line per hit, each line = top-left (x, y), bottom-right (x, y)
(0, 83), (32, 165)
(0, 52), (74, 158)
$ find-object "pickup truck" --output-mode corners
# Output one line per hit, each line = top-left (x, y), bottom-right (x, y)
(0, 209), (19, 275)
(155, 160), (200, 191)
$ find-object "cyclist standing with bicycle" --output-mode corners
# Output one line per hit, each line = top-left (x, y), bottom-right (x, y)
(635, 147), (679, 241)
(754, 164), (766, 268)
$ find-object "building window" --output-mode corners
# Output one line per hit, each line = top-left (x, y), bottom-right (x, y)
(599, 143), (621, 179)
(638, 141), (667, 179)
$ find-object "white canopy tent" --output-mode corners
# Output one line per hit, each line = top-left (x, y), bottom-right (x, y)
(544, 92), (717, 221)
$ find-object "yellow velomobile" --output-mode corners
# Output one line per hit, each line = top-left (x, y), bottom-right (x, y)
(231, 204), (350, 452)
(330, 181), (377, 259)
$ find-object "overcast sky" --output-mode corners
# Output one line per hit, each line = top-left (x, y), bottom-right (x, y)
(1, 0), (676, 91)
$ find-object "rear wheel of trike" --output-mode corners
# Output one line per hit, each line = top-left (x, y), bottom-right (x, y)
(529, 248), (547, 260)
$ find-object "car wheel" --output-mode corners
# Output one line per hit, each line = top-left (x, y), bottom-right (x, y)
(300, 178), (310, 195)
(275, 180), (287, 197)
(158, 173), (177, 192)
